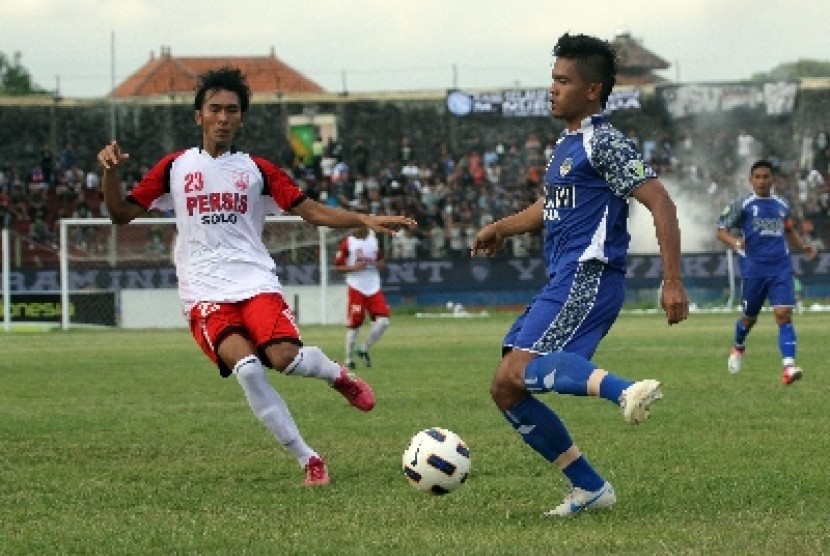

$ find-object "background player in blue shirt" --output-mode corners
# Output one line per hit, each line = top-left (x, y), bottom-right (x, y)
(471, 33), (689, 517)
(716, 159), (818, 384)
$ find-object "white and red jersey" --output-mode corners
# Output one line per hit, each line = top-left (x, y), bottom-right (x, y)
(334, 231), (382, 296)
(128, 147), (306, 311)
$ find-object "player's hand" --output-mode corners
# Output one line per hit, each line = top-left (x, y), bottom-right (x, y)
(364, 215), (417, 236)
(97, 140), (130, 171)
(470, 225), (503, 257)
(660, 280), (689, 325)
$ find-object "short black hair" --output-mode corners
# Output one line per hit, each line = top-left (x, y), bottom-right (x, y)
(553, 33), (617, 107)
(750, 159), (773, 174)
(194, 67), (251, 113)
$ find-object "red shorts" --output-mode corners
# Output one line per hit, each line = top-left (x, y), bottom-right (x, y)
(188, 292), (301, 377)
(346, 287), (390, 328)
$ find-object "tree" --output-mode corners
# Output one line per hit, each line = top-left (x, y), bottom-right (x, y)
(0, 51), (49, 96)
(752, 59), (830, 81)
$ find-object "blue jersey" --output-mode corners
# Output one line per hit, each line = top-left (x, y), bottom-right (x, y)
(542, 114), (655, 276)
(717, 193), (793, 278)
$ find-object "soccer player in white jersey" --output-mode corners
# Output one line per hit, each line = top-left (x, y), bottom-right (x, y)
(471, 33), (689, 517)
(717, 159), (818, 384)
(333, 223), (390, 369)
(96, 67), (416, 487)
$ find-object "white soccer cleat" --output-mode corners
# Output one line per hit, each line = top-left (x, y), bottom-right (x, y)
(545, 482), (616, 517)
(728, 346), (745, 374)
(620, 379), (662, 425)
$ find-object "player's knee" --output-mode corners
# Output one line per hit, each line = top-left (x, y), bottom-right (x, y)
(773, 309), (792, 325)
(265, 343), (301, 372)
(489, 364), (525, 410)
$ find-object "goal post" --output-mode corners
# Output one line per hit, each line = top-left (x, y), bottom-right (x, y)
(58, 216), (344, 330)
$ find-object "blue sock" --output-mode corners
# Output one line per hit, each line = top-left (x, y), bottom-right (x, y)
(504, 396), (573, 461)
(504, 396), (604, 490)
(563, 455), (605, 492)
(735, 319), (749, 346)
(524, 351), (596, 396)
(779, 323), (796, 359)
(598, 374), (634, 406)
(524, 351), (632, 404)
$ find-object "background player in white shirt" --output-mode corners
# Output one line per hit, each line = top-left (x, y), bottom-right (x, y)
(333, 223), (390, 369)
(97, 67), (416, 486)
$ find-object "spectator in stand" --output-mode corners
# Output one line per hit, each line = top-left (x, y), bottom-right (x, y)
(59, 142), (76, 174)
(814, 127), (829, 175)
(85, 167), (101, 192)
(438, 142), (456, 180)
(523, 132), (544, 170)
(40, 142), (54, 186)
(28, 165), (46, 194)
(391, 227), (420, 259)
(9, 180), (27, 219)
(799, 129), (814, 173)
(350, 137), (369, 178)
(0, 187), (23, 227)
(27, 190), (49, 222)
(70, 199), (95, 249)
(399, 136), (413, 165)
(29, 212), (55, 247)
(736, 129), (756, 167)
(427, 221), (445, 258)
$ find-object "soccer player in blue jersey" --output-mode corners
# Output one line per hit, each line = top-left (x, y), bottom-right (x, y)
(716, 159), (818, 384)
(471, 33), (689, 517)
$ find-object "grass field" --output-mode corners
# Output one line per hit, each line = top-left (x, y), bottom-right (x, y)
(1, 312), (829, 555)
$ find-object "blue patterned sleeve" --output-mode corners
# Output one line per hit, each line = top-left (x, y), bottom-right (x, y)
(717, 198), (743, 230)
(590, 128), (657, 198)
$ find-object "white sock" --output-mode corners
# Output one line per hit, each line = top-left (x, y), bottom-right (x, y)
(284, 346), (342, 383)
(345, 328), (359, 361)
(364, 317), (389, 350)
(234, 355), (316, 466)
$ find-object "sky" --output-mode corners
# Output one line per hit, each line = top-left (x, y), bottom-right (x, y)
(3, 0), (829, 98)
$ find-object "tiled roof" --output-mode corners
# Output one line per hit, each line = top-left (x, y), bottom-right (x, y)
(612, 32), (670, 72)
(110, 46), (324, 98)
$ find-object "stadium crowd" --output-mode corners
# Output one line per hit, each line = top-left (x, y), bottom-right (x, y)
(1, 124), (829, 263)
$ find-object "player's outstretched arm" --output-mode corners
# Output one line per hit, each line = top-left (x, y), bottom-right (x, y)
(632, 179), (689, 325)
(716, 228), (744, 254)
(785, 226), (818, 261)
(291, 199), (416, 236)
(97, 141), (145, 225)
(471, 198), (544, 257)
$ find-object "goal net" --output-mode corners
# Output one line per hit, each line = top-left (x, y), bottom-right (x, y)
(56, 216), (345, 329)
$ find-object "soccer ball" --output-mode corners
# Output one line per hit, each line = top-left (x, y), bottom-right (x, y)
(402, 427), (471, 495)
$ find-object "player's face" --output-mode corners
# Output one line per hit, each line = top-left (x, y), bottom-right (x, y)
(749, 166), (773, 197)
(195, 88), (243, 156)
(549, 58), (602, 130)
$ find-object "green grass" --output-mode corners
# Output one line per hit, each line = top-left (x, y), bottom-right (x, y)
(1, 312), (829, 555)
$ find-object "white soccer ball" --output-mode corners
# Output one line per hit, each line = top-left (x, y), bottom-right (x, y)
(402, 427), (471, 495)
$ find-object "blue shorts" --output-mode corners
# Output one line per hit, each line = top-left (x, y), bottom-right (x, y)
(741, 274), (795, 317)
(503, 260), (625, 359)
